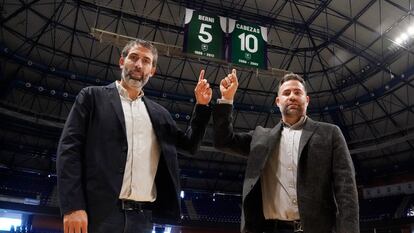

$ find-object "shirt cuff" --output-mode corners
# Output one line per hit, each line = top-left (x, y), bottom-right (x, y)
(217, 98), (234, 105)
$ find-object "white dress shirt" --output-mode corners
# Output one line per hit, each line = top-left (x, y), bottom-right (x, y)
(116, 81), (161, 202)
(261, 116), (307, 220)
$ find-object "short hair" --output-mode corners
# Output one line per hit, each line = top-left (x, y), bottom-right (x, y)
(277, 73), (307, 94)
(121, 39), (158, 67)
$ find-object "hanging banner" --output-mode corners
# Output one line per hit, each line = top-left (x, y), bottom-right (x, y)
(183, 8), (226, 60)
(228, 19), (267, 69)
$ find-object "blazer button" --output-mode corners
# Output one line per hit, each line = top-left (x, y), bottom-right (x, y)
(119, 167), (124, 174)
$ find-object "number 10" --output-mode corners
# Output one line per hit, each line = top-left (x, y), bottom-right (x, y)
(238, 33), (258, 53)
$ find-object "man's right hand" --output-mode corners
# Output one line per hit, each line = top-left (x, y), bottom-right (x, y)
(220, 69), (239, 101)
(63, 209), (88, 233)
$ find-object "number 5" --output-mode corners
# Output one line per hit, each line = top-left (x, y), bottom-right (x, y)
(198, 23), (212, 43)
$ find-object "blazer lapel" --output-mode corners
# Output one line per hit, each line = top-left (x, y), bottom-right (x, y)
(142, 97), (162, 136)
(267, 122), (283, 154)
(107, 82), (127, 135)
(298, 118), (318, 161)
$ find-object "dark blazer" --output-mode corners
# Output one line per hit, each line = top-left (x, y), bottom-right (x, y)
(213, 104), (359, 233)
(57, 82), (211, 227)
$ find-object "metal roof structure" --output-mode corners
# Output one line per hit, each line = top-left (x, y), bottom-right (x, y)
(1, 0), (414, 203)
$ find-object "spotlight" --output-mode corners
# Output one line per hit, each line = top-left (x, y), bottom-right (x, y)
(400, 33), (408, 41)
(408, 26), (414, 36)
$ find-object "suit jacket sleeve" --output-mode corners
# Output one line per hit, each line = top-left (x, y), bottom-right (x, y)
(174, 104), (212, 154)
(213, 104), (252, 157)
(56, 88), (91, 215)
(331, 126), (360, 233)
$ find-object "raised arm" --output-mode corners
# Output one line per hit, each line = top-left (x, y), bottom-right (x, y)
(213, 69), (252, 156)
(175, 69), (212, 154)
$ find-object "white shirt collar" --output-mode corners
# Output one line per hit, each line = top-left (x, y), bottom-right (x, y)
(115, 80), (144, 100)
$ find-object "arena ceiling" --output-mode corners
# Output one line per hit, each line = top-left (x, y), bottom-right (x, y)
(1, 0), (414, 199)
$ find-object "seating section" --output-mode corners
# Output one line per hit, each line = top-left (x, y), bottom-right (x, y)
(2, 171), (413, 230)
(359, 195), (406, 222)
(181, 193), (414, 224)
(3, 229), (62, 233)
(181, 192), (241, 223)
(0, 171), (56, 205)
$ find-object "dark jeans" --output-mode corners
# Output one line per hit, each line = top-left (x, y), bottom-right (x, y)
(89, 208), (153, 233)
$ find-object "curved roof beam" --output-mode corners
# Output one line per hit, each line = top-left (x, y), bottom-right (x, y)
(4, 0), (409, 94)
(2, 43), (412, 116)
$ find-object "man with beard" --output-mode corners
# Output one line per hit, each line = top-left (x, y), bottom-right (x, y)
(213, 71), (359, 233)
(57, 39), (212, 233)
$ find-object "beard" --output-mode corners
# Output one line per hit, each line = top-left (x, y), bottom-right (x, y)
(121, 67), (150, 89)
(282, 104), (304, 116)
